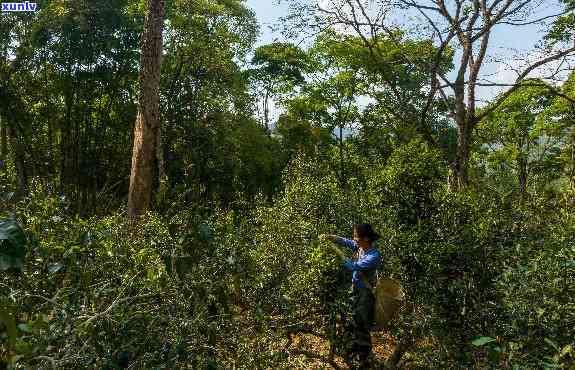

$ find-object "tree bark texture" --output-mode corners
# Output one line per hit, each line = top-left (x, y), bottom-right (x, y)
(454, 119), (471, 189)
(518, 166), (528, 194)
(127, 0), (165, 219)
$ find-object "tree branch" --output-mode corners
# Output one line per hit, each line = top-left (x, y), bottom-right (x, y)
(477, 47), (575, 122)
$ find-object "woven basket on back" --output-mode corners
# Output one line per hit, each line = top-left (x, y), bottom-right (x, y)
(373, 278), (404, 328)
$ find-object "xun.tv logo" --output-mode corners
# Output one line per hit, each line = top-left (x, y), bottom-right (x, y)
(2, 1), (37, 12)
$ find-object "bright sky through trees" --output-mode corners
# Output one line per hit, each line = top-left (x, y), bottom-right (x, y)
(245, 0), (573, 103)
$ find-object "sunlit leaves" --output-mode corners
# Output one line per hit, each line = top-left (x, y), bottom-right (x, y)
(544, 0), (575, 47)
(475, 79), (561, 192)
(472, 336), (497, 346)
(250, 42), (309, 96)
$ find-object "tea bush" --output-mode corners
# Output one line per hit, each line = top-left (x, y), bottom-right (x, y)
(2, 147), (573, 368)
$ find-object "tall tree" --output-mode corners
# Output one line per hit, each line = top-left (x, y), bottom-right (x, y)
(249, 42), (309, 133)
(2, 0), (142, 208)
(283, 0), (575, 189)
(0, 11), (36, 196)
(271, 31), (453, 176)
(128, 0), (165, 219)
(159, 0), (278, 206)
(476, 80), (557, 194)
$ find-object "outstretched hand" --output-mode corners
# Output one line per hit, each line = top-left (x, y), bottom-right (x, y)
(319, 234), (337, 242)
(319, 234), (347, 260)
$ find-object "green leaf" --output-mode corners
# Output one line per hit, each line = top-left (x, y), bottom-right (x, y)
(198, 222), (213, 242)
(545, 338), (560, 351)
(80, 230), (94, 246)
(471, 336), (497, 346)
(561, 260), (575, 268)
(48, 262), (64, 273)
(537, 308), (545, 317)
(560, 345), (573, 358)
(0, 219), (27, 249)
(17, 323), (31, 333)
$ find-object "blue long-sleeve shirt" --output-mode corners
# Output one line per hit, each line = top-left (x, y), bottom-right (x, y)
(335, 237), (381, 289)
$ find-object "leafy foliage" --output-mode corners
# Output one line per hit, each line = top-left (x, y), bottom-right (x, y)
(1, 1), (574, 368)
(476, 80), (563, 193)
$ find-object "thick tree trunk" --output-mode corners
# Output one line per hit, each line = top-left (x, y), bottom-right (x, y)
(127, 0), (165, 219)
(453, 119), (472, 189)
(450, 68), (472, 190)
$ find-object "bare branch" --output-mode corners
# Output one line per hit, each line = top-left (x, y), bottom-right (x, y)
(498, 9), (574, 26)
(396, 0), (441, 13)
(477, 47), (575, 121)
(475, 82), (575, 105)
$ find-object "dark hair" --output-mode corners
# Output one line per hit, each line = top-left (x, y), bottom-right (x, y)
(353, 223), (380, 242)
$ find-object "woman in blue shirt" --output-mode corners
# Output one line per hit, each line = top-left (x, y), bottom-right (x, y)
(323, 223), (381, 368)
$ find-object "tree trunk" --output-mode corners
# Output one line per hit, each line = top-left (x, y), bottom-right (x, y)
(570, 130), (575, 193)
(47, 118), (53, 175)
(453, 119), (471, 189)
(43, 49), (53, 178)
(451, 64), (472, 191)
(518, 134), (530, 195)
(127, 0), (165, 219)
(339, 123), (344, 187)
(156, 122), (167, 196)
(518, 149), (528, 195)
(0, 118), (6, 160)
(60, 83), (73, 195)
(518, 165), (527, 194)
(264, 90), (270, 134)
(7, 125), (28, 196)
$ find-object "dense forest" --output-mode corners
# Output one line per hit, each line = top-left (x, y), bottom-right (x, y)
(1, 0), (574, 368)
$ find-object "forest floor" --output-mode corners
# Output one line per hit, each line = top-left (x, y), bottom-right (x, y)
(229, 308), (409, 369)
(287, 330), (396, 369)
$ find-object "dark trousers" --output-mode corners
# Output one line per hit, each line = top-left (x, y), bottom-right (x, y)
(344, 286), (375, 364)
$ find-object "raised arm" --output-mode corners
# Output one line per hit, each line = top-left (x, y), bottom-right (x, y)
(322, 234), (358, 252)
(335, 236), (358, 252)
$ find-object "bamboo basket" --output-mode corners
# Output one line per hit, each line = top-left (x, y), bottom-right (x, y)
(373, 278), (404, 328)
